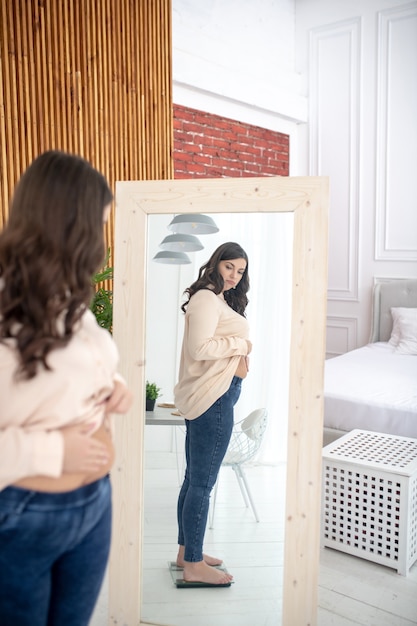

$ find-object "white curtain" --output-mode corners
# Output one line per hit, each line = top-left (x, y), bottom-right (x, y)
(212, 213), (293, 464)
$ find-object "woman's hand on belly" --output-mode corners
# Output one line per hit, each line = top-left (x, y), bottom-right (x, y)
(102, 378), (134, 414)
(13, 422), (115, 493)
(61, 422), (111, 473)
(235, 355), (249, 379)
(12, 380), (133, 493)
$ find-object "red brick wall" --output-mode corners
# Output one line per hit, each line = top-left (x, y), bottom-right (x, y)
(173, 104), (289, 179)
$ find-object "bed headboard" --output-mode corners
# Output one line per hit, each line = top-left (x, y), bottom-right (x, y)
(370, 278), (417, 343)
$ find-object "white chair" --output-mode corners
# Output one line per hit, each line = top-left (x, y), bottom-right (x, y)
(209, 408), (268, 527)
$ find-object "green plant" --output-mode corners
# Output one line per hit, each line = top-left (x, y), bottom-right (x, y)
(146, 381), (161, 401)
(90, 249), (113, 332)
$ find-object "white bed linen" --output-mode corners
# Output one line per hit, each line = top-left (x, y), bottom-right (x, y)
(324, 342), (417, 438)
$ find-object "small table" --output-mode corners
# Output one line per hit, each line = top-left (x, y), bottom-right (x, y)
(145, 405), (185, 426)
(321, 429), (417, 576)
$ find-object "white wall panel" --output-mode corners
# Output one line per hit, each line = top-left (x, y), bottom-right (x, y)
(326, 316), (358, 357)
(310, 19), (361, 300)
(375, 3), (417, 260)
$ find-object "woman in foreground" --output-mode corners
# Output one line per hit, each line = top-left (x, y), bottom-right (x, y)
(0, 151), (133, 625)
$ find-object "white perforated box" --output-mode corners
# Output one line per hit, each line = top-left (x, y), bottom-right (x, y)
(321, 429), (417, 575)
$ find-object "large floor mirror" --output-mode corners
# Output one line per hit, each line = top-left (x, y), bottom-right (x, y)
(110, 176), (328, 625)
(141, 211), (292, 624)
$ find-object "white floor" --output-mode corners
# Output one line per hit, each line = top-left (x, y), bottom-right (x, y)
(91, 451), (417, 626)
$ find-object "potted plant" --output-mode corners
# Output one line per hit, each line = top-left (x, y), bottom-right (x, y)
(146, 381), (161, 411)
(90, 249), (113, 333)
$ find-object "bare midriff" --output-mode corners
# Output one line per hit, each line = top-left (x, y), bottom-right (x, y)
(12, 422), (115, 493)
(234, 355), (249, 379)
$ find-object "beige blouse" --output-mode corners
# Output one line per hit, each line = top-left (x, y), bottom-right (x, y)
(174, 289), (250, 420)
(0, 309), (121, 491)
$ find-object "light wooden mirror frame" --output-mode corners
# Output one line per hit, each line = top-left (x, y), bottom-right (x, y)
(110, 175), (329, 625)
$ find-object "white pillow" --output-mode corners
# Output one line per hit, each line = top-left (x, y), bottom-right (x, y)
(389, 307), (417, 355)
(389, 307), (417, 347)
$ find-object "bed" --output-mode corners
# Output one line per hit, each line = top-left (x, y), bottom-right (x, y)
(323, 278), (417, 446)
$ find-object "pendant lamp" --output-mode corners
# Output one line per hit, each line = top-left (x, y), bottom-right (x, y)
(168, 213), (219, 235)
(159, 233), (203, 252)
(152, 251), (191, 264)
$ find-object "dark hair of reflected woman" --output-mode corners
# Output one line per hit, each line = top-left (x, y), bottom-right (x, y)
(181, 241), (249, 316)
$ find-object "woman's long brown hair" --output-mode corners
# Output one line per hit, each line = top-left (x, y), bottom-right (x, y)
(0, 151), (113, 379)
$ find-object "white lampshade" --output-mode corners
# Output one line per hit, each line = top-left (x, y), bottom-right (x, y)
(167, 213), (219, 235)
(159, 233), (203, 252)
(152, 251), (191, 265)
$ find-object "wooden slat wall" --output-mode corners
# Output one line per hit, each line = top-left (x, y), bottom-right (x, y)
(0, 0), (173, 267)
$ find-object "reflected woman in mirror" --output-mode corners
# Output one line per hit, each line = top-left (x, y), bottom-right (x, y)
(0, 151), (133, 625)
(174, 241), (252, 586)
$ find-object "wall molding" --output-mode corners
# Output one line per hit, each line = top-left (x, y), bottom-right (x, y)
(375, 3), (417, 261)
(326, 315), (358, 357)
(310, 18), (361, 301)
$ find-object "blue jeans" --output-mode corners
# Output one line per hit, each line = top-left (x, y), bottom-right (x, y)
(177, 376), (242, 562)
(0, 475), (111, 626)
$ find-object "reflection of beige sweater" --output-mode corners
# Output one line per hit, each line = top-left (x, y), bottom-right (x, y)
(0, 309), (121, 490)
(174, 289), (250, 420)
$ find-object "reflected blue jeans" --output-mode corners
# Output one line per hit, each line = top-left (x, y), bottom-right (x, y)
(0, 475), (111, 626)
(177, 376), (242, 562)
